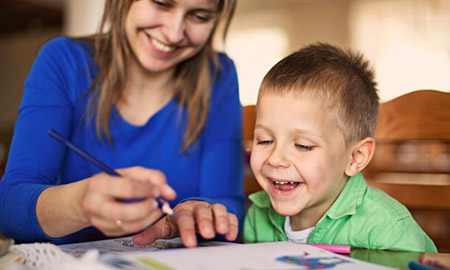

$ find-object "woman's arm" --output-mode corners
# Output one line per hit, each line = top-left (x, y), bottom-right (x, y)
(187, 53), (244, 222)
(0, 38), (175, 242)
(133, 54), (244, 247)
(0, 37), (79, 242)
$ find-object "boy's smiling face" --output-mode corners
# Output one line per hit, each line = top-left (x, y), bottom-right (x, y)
(250, 90), (353, 229)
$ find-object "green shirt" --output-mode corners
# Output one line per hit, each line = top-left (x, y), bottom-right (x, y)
(243, 173), (437, 252)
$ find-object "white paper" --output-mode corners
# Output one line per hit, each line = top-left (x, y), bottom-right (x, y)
(58, 236), (233, 258)
(124, 242), (397, 270)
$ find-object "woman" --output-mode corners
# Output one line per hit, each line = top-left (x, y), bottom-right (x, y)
(0, 0), (243, 247)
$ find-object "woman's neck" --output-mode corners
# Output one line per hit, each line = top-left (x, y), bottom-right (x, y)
(125, 59), (174, 99)
(117, 59), (175, 126)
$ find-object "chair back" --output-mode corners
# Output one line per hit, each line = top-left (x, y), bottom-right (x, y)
(364, 89), (450, 251)
(242, 105), (262, 195)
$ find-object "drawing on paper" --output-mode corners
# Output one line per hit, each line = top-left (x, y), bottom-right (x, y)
(276, 251), (351, 269)
(138, 258), (175, 270)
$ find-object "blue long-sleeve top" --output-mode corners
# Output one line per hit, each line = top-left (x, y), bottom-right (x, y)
(0, 37), (244, 244)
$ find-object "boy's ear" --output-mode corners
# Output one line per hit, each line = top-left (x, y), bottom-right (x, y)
(345, 137), (376, 177)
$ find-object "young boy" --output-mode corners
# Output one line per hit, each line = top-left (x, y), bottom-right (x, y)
(243, 43), (437, 252)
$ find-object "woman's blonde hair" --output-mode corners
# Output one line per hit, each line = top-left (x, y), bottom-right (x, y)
(88, 0), (236, 150)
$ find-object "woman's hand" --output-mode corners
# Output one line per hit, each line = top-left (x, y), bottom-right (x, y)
(80, 166), (176, 237)
(132, 200), (239, 247)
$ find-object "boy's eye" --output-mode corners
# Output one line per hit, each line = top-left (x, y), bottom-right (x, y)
(295, 143), (315, 151)
(256, 140), (273, 145)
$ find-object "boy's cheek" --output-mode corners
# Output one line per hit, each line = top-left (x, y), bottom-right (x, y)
(249, 151), (263, 174)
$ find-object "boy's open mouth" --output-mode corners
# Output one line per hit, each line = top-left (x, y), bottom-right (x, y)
(269, 178), (301, 191)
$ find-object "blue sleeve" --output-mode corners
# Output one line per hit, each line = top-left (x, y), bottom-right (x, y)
(0, 37), (77, 242)
(181, 54), (245, 233)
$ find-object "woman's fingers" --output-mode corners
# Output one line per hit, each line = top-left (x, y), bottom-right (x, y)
(176, 205), (198, 247)
(132, 201), (240, 248)
(195, 203), (238, 241)
(193, 203), (215, 240)
(132, 215), (179, 245)
(178, 202), (240, 247)
(83, 195), (159, 222)
(83, 192), (165, 236)
(117, 166), (177, 200)
(87, 174), (159, 200)
(210, 204), (230, 235)
(89, 210), (163, 237)
(80, 167), (178, 237)
(225, 213), (239, 241)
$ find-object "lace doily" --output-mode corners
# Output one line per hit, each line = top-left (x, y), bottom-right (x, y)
(9, 243), (110, 270)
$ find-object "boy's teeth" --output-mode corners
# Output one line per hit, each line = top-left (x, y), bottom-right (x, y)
(272, 180), (300, 190)
(151, 38), (174, 52)
(273, 180), (296, 184)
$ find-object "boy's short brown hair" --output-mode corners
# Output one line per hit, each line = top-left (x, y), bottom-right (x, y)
(259, 43), (379, 145)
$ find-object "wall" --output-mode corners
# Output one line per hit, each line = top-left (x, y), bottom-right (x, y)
(0, 0), (104, 130)
(0, 28), (61, 130)
(228, 0), (351, 105)
(64, 0), (105, 37)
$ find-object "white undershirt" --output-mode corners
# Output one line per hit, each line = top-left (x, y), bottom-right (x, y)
(284, 216), (315, 244)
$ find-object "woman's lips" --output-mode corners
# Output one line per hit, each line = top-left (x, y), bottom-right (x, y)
(143, 32), (179, 56)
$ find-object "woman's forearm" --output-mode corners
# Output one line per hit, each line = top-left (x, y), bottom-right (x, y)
(36, 180), (90, 238)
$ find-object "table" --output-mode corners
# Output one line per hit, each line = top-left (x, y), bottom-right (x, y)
(351, 248), (449, 270)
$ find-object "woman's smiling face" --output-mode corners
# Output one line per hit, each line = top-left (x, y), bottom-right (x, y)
(250, 91), (352, 220)
(125, 0), (218, 73)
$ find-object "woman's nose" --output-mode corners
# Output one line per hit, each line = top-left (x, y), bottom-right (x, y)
(267, 145), (290, 168)
(162, 12), (185, 44)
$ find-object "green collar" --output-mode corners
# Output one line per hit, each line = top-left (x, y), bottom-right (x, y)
(326, 172), (367, 219)
(248, 190), (285, 236)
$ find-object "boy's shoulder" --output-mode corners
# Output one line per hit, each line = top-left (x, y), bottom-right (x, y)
(317, 174), (436, 251)
(363, 184), (412, 221)
(329, 173), (411, 222)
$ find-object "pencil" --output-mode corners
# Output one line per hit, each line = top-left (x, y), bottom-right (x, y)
(408, 261), (436, 270)
(48, 129), (176, 217)
(306, 244), (351, 254)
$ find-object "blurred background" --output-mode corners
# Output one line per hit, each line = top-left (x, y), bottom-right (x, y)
(1, 0), (450, 128)
(0, 0), (449, 250)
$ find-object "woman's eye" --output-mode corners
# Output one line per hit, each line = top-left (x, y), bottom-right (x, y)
(152, 0), (170, 9)
(295, 144), (315, 151)
(256, 140), (273, 145)
(190, 13), (213, 23)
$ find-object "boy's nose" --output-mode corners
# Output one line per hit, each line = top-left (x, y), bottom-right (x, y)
(267, 145), (290, 168)
(161, 13), (185, 44)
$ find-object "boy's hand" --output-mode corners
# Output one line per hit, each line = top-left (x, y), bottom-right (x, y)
(132, 201), (239, 247)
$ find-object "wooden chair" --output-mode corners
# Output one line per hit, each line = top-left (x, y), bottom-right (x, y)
(0, 127), (14, 180)
(363, 89), (450, 252)
(242, 105), (262, 196)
